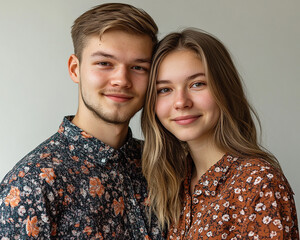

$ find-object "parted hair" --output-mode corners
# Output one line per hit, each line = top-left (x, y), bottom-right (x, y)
(141, 28), (282, 229)
(71, 3), (158, 61)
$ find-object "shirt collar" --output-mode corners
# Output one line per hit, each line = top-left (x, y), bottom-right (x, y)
(186, 154), (239, 196)
(58, 116), (139, 165)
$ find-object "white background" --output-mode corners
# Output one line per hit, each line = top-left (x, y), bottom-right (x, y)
(1, 0), (299, 215)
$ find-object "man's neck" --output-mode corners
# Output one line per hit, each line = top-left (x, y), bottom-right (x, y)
(72, 113), (129, 149)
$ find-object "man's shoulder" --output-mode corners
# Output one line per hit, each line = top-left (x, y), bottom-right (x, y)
(0, 131), (68, 188)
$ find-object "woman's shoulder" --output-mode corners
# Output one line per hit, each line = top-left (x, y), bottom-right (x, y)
(227, 156), (293, 195)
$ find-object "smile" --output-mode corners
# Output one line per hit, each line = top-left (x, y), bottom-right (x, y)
(172, 115), (201, 125)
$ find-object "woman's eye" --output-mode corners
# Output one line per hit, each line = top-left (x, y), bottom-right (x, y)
(157, 88), (170, 94)
(191, 82), (205, 88)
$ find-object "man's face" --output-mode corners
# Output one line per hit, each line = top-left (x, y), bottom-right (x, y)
(72, 30), (153, 125)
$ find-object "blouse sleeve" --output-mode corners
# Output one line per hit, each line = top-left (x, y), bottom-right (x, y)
(243, 172), (299, 239)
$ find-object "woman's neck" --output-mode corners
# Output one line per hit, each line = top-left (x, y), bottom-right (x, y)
(188, 137), (225, 181)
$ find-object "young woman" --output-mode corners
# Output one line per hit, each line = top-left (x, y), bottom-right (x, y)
(142, 29), (298, 239)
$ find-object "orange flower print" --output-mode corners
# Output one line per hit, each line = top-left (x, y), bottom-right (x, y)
(67, 184), (75, 194)
(83, 226), (92, 236)
(26, 216), (39, 237)
(95, 232), (104, 239)
(8, 174), (17, 184)
(5, 186), (21, 208)
(69, 145), (75, 151)
(81, 131), (93, 138)
(40, 153), (51, 159)
(81, 165), (90, 175)
(18, 171), (25, 178)
(84, 160), (95, 168)
(72, 155), (79, 161)
(58, 188), (64, 197)
(40, 168), (56, 184)
(113, 197), (124, 216)
(144, 235), (151, 240)
(89, 177), (105, 198)
(143, 197), (150, 207)
(51, 223), (57, 236)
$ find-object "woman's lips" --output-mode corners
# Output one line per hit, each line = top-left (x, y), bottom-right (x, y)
(172, 115), (201, 125)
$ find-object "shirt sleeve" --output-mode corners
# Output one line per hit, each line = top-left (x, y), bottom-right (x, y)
(0, 166), (54, 239)
(243, 172), (299, 239)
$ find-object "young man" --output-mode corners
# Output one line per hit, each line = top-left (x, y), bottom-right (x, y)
(0, 3), (162, 239)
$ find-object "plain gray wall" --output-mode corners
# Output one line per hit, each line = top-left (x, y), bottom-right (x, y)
(1, 0), (299, 215)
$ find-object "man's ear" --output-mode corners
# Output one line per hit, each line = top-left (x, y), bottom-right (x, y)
(68, 54), (80, 83)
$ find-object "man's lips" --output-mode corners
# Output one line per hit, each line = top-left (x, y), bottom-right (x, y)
(104, 93), (133, 102)
(172, 115), (201, 125)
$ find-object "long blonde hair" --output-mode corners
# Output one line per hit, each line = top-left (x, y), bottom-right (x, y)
(141, 28), (282, 229)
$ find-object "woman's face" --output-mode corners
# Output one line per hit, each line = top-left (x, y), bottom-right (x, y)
(155, 49), (220, 145)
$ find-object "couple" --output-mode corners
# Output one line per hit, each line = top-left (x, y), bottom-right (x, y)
(0, 3), (298, 239)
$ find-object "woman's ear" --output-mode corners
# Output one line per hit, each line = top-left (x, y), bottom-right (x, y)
(68, 54), (80, 83)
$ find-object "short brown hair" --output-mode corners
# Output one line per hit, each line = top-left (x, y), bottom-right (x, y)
(71, 3), (158, 61)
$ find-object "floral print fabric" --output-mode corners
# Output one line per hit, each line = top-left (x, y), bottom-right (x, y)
(168, 155), (299, 239)
(0, 116), (163, 239)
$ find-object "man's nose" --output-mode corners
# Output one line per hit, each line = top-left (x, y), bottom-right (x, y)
(110, 66), (132, 88)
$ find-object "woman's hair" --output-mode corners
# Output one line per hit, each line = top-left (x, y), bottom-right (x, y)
(141, 28), (282, 229)
(71, 3), (158, 61)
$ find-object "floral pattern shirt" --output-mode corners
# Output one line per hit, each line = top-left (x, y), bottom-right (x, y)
(0, 116), (163, 240)
(167, 154), (299, 239)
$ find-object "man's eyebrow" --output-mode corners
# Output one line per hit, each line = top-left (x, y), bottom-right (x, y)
(157, 73), (205, 84)
(91, 51), (116, 59)
(91, 51), (151, 63)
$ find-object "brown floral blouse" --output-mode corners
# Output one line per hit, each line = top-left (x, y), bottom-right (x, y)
(0, 116), (163, 239)
(167, 154), (299, 239)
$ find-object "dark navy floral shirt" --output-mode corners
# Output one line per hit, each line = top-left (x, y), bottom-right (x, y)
(0, 116), (163, 239)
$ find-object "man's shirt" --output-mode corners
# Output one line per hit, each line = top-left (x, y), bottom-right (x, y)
(0, 116), (162, 239)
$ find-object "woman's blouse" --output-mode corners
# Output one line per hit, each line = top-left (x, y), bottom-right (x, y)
(167, 155), (299, 239)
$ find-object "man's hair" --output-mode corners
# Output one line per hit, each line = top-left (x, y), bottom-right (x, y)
(71, 3), (158, 61)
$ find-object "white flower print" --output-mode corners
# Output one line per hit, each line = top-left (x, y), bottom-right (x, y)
(254, 176), (262, 185)
(17, 205), (26, 216)
(267, 173), (274, 179)
(221, 233), (228, 239)
(270, 231), (277, 238)
(246, 176), (252, 183)
(249, 214), (256, 221)
(263, 216), (272, 224)
(234, 188), (241, 194)
(272, 201), (278, 208)
(275, 192), (281, 199)
(255, 203), (264, 211)
(222, 214), (230, 222)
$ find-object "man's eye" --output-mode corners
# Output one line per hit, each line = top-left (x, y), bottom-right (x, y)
(132, 66), (147, 71)
(98, 62), (111, 66)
